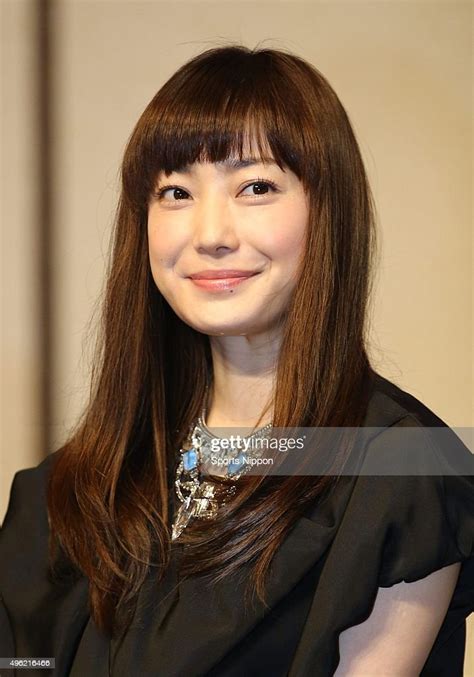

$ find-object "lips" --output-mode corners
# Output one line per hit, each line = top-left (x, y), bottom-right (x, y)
(189, 270), (258, 280)
(188, 270), (260, 292)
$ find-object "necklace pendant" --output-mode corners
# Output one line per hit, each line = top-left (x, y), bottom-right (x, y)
(171, 494), (195, 540)
(171, 482), (219, 540)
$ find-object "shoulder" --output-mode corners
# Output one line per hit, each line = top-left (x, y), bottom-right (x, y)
(361, 373), (473, 476)
(0, 451), (61, 583)
(0, 452), (60, 553)
(364, 372), (451, 428)
(1, 451), (59, 534)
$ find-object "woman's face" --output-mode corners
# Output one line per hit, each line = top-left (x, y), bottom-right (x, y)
(147, 151), (309, 337)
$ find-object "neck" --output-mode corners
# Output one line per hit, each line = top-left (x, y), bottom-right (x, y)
(205, 332), (280, 430)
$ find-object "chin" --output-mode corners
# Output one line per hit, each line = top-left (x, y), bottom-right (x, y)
(193, 325), (252, 337)
(181, 315), (258, 337)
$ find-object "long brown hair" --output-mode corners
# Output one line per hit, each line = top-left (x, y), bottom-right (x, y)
(48, 44), (378, 636)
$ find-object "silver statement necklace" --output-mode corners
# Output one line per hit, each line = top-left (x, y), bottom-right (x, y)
(171, 393), (273, 540)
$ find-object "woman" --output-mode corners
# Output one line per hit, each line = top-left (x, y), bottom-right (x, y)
(1, 45), (473, 676)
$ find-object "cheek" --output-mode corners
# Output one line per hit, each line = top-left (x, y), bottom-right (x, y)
(147, 215), (182, 269)
(148, 237), (170, 267)
(258, 202), (307, 260)
(147, 226), (179, 300)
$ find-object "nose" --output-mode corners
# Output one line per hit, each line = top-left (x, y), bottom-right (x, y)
(191, 192), (239, 255)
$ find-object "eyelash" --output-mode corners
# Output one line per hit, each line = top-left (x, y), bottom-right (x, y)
(154, 178), (279, 202)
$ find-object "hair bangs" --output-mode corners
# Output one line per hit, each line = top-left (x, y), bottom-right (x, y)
(124, 50), (319, 211)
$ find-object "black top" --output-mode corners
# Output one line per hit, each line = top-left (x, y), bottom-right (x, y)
(1, 374), (473, 676)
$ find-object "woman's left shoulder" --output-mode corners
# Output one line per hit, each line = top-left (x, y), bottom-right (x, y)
(365, 372), (467, 428)
(362, 372), (473, 475)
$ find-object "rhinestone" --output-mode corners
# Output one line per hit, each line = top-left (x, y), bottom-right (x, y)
(182, 448), (198, 471)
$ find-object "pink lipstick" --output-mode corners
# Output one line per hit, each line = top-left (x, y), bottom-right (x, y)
(188, 270), (260, 292)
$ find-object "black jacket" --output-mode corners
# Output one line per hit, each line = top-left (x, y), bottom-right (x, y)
(1, 374), (473, 676)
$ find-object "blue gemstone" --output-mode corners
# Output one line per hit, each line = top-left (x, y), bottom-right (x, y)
(228, 453), (246, 476)
(183, 448), (198, 471)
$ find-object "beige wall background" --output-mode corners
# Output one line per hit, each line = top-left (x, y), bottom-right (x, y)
(2, 0), (472, 670)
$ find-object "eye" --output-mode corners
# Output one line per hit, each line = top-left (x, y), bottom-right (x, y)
(240, 179), (278, 198)
(154, 185), (191, 202)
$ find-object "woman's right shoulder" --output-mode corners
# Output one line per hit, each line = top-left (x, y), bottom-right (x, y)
(0, 451), (90, 662)
(1, 451), (60, 533)
(1, 452), (65, 584)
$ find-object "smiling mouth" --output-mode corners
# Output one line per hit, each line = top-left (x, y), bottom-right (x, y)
(188, 272), (260, 292)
